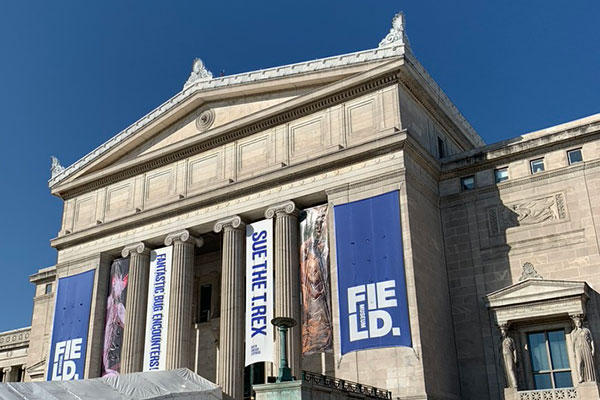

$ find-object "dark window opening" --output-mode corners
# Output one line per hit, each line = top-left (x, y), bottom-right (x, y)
(437, 137), (446, 159)
(244, 363), (265, 399)
(198, 284), (212, 323)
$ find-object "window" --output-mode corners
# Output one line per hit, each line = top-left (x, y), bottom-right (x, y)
(567, 149), (583, 165)
(530, 158), (545, 174)
(437, 137), (446, 159)
(460, 176), (475, 191)
(495, 167), (509, 183)
(45, 283), (52, 295)
(198, 284), (212, 323)
(527, 330), (573, 389)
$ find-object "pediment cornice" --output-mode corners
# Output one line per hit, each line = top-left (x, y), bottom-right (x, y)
(485, 278), (590, 327)
(49, 44), (409, 193)
(485, 278), (588, 309)
(52, 59), (404, 199)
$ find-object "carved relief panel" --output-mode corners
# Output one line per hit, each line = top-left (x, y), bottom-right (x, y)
(487, 192), (568, 236)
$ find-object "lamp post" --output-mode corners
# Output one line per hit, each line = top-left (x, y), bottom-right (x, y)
(271, 317), (297, 383)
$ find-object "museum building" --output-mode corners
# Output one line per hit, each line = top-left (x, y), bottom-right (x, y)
(1, 13), (600, 400)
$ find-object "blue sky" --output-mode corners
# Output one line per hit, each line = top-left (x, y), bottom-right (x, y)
(0, 1), (598, 332)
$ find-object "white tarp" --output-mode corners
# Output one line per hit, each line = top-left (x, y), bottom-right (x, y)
(0, 368), (222, 400)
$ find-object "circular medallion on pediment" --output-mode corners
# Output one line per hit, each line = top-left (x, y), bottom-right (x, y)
(196, 109), (215, 132)
(12, 335), (16, 341)
(18, 334), (23, 340)
(0, 338), (4, 343)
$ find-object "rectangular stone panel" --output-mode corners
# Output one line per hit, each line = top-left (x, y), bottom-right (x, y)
(237, 131), (277, 176)
(105, 182), (133, 219)
(290, 116), (325, 157)
(188, 152), (222, 188)
(73, 195), (96, 230)
(145, 167), (175, 204)
(347, 97), (376, 135)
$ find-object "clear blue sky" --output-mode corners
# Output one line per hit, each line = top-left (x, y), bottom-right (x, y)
(0, 1), (598, 332)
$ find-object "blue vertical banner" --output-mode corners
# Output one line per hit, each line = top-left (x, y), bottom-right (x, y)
(47, 269), (96, 381)
(334, 191), (411, 355)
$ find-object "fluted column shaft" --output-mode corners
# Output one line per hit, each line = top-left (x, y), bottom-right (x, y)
(214, 216), (245, 400)
(266, 201), (301, 378)
(121, 243), (151, 374)
(165, 230), (202, 370)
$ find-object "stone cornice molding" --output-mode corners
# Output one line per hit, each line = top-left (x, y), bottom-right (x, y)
(51, 131), (407, 250)
(29, 267), (57, 284)
(164, 229), (203, 247)
(440, 158), (600, 205)
(440, 116), (600, 178)
(121, 242), (151, 258)
(264, 200), (298, 219)
(214, 216), (245, 233)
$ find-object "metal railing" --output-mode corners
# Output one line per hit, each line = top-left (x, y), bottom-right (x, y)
(302, 370), (392, 399)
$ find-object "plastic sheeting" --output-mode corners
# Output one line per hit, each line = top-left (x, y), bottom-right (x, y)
(0, 368), (222, 400)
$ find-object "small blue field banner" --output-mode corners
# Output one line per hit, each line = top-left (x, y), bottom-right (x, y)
(47, 269), (95, 381)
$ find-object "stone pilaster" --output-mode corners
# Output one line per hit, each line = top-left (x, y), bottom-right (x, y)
(214, 216), (246, 400)
(265, 200), (301, 378)
(120, 242), (151, 374)
(165, 229), (202, 370)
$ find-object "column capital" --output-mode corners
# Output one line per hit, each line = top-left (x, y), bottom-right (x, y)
(122, 242), (150, 258)
(164, 229), (203, 247)
(214, 215), (246, 233)
(2, 367), (11, 373)
(265, 200), (298, 219)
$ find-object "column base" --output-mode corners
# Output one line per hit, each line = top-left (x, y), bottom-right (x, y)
(503, 388), (517, 400)
(578, 381), (600, 399)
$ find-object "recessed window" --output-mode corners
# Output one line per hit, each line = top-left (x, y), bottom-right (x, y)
(460, 176), (475, 191)
(198, 284), (212, 323)
(567, 149), (583, 165)
(437, 137), (446, 159)
(45, 283), (52, 295)
(530, 158), (545, 174)
(527, 330), (572, 389)
(494, 167), (509, 183)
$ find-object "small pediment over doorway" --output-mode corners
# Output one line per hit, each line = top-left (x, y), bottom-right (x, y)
(484, 278), (589, 327)
(25, 358), (46, 381)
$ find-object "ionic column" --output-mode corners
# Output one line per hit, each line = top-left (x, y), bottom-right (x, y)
(2, 367), (11, 382)
(265, 201), (301, 378)
(165, 229), (202, 370)
(120, 242), (151, 374)
(214, 216), (246, 400)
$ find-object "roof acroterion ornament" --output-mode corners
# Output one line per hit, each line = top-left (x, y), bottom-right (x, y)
(378, 12), (408, 48)
(184, 58), (213, 88)
(50, 156), (65, 179)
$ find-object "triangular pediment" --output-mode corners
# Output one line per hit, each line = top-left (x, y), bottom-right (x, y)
(26, 358), (46, 380)
(50, 52), (404, 197)
(485, 279), (588, 309)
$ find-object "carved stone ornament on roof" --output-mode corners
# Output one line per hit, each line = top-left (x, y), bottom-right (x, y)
(378, 12), (408, 48)
(519, 262), (543, 281)
(50, 156), (65, 179)
(184, 58), (213, 88)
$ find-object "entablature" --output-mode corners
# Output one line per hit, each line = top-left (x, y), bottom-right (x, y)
(485, 278), (589, 327)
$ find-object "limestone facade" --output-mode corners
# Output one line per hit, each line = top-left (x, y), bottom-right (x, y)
(2, 13), (600, 400)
